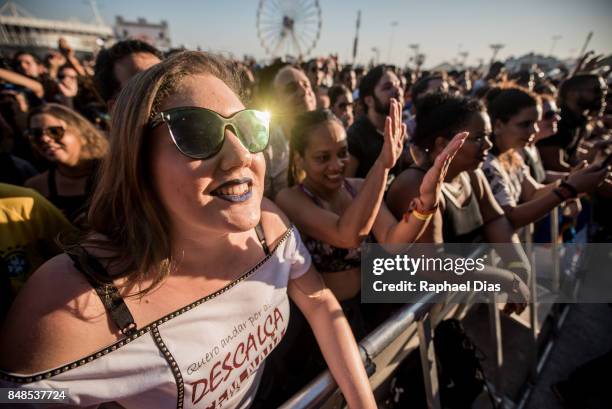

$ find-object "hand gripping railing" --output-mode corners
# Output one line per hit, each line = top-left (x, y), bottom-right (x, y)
(280, 245), (490, 409)
(280, 213), (574, 409)
(278, 292), (441, 409)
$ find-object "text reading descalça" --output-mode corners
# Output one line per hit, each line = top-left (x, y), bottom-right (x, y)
(372, 254), (486, 276)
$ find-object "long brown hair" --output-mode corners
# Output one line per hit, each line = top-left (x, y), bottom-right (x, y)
(485, 85), (539, 171)
(28, 103), (108, 160)
(66, 51), (243, 295)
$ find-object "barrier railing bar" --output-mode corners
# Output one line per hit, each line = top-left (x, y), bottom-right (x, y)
(525, 223), (539, 382)
(279, 292), (441, 409)
(417, 313), (442, 409)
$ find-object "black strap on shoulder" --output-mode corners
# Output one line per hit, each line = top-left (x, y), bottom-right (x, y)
(67, 249), (137, 337)
(254, 222), (270, 256)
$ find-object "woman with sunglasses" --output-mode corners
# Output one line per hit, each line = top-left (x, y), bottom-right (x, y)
(24, 103), (107, 223)
(482, 86), (608, 230)
(328, 84), (354, 128)
(386, 92), (532, 313)
(0, 52), (378, 409)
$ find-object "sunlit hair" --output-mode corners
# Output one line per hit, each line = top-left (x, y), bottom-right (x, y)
(485, 84), (539, 125)
(485, 85), (539, 171)
(66, 51), (243, 296)
(28, 103), (108, 160)
(288, 109), (342, 187)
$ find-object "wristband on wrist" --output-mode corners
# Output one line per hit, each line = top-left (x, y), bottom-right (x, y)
(552, 188), (568, 203)
(404, 209), (433, 222)
(560, 180), (578, 198)
(402, 198), (438, 223)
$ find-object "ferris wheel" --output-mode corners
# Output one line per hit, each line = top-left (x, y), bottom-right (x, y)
(256, 0), (322, 59)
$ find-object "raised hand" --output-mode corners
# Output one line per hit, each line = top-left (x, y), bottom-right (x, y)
(377, 98), (406, 170)
(418, 132), (468, 210)
(58, 79), (78, 98)
(566, 160), (609, 194)
(58, 37), (74, 57)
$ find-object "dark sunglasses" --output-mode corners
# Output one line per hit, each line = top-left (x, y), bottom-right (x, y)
(26, 126), (65, 142)
(149, 106), (270, 160)
(542, 110), (559, 120)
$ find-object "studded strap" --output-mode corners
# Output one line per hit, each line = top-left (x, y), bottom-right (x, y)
(67, 249), (137, 337)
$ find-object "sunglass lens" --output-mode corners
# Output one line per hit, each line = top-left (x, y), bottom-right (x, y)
(48, 127), (65, 139)
(167, 110), (225, 159)
(233, 110), (270, 153)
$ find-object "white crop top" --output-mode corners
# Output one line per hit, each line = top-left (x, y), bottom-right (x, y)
(0, 226), (311, 409)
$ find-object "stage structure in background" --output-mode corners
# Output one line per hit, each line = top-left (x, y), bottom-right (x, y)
(115, 16), (171, 51)
(0, 0), (112, 55)
(256, 0), (322, 59)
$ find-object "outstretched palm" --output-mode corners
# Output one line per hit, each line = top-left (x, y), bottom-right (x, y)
(418, 132), (468, 210)
(378, 98), (406, 170)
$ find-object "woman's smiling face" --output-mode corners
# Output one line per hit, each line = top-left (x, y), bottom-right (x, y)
(149, 73), (266, 235)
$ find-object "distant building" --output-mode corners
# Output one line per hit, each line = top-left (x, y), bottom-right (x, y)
(114, 16), (171, 51)
(0, 0), (113, 56)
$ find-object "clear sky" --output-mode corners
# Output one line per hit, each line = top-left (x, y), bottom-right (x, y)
(14, 0), (612, 67)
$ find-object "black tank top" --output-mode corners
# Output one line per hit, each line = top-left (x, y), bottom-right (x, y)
(47, 163), (97, 223)
(441, 182), (484, 243)
(410, 166), (484, 243)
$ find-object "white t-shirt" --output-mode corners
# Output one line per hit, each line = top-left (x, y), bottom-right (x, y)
(482, 152), (530, 207)
(0, 226), (311, 409)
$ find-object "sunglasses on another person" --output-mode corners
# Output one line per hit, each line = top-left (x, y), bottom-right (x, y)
(26, 126), (66, 143)
(149, 106), (270, 160)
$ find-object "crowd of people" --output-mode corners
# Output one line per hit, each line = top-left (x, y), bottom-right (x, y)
(0, 37), (610, 408)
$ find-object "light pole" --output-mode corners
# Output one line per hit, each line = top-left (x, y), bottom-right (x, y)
(459, 51), (469, 68)
(549, 35), (562, 56)
(489, 43), (505, 64)
(387, 21), (398, 64)
(409, 43), (419, 69)
(371, 47), (380, 65)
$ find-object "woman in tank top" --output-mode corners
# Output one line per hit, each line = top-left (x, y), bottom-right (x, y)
(0, 52), (377, 409)
(386, 92), (531, 314)
(276, 106), (466, 304)
(24, 103), (107, 223)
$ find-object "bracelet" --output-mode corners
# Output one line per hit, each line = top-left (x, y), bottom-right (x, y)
(404, 210), (433, 222)
(403, 198), (438, 222)
(560, 180), (578, 198)
(552, 188), (568, 203)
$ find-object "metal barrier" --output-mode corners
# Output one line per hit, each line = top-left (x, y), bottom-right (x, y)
(281, 205), (576, 409)
(279, 292), (441, 409)
(280, 247), (489, 409)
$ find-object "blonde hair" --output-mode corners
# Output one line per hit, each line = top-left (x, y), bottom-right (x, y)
(28, 103), (108, 160)
(67, 51), (243, 295)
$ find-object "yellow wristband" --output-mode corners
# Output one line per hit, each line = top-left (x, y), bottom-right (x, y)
(410, 210), (433, 222)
